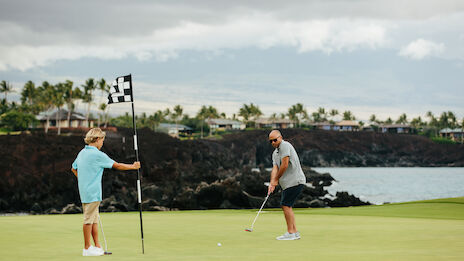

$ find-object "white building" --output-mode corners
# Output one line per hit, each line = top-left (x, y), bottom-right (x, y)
(207, 119), (246, 131)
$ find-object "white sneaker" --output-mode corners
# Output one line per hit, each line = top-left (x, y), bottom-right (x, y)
(91, 246), (105, 255)
(276, 232), (300, 240)
(82, 246), (104, 256)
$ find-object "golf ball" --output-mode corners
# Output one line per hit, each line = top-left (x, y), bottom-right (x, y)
(217, 243), (222, 247)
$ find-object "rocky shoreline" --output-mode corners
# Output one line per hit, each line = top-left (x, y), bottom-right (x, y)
(1, 128), (462, 214)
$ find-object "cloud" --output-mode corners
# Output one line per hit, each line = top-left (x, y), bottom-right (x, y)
(0, 16), (389, 71)
(2, 1), (464, 71)
(399, 38), (445, 60)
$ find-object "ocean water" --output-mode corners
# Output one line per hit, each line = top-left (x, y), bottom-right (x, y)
(312, 167), (464, 205)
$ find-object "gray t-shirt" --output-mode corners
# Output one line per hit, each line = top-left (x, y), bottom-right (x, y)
(272, 140), (306, 190)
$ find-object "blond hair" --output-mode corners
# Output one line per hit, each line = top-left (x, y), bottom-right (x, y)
(84, 128), (106, 144)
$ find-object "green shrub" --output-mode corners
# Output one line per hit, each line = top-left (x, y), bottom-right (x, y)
(0, 110), (38, 131)
(431, 137), (458, 145)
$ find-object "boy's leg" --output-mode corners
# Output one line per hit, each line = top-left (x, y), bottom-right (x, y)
(83, 224), (93, 249)
(92, 223), (102, 248)
(82, 202), (101, 249)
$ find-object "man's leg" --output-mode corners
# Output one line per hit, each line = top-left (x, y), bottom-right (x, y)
(282, 205), (297, 234)
(83, 224), (93, 249)
(91, 223), (102, 248)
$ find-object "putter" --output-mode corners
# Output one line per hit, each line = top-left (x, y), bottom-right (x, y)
(245, 194), (270, 232)
(98, 215), (112, 255)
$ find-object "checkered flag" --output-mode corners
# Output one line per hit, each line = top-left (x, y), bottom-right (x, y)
(108, 75), (133, 104)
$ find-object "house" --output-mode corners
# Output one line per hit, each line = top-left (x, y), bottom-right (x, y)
(37, 109), (95, 129)
(207, 119), (246, 131)
(255, 118), (294, 129)
(335, 120), (360, 131)
(309, 121), (333, 131)
(157, 123), (193, 138)
(440, 128), (464, 142)
(379, 124), (411, 134)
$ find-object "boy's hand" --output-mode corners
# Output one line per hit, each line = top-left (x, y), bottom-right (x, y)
(133, 161), (141, 169)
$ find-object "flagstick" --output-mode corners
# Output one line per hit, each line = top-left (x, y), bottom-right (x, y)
(130, 81), (145, 254)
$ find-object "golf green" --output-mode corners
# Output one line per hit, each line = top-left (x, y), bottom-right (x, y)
(1, 197), (464, 260)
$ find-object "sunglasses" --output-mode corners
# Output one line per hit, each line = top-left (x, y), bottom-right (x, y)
(269, 137), (280, 143)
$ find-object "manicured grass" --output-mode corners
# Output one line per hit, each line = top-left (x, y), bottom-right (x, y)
(1, 197), (464, 260)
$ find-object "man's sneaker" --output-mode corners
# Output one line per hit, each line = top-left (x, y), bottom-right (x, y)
(276, 232), (300, 240)
(295, 231), (301, 239)
(82, 246), (104, 256)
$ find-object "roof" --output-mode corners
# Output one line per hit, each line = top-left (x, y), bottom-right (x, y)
(255, 118), (293, 124)
(379, 124), (411, 128)
(158, 123), (192, 130)
(440, 128), (464, 133)
(336, 120), (359, 126)
(207, 118), (243, 125)
(309, 121), (332, 126)
(37, 109), (88, 121)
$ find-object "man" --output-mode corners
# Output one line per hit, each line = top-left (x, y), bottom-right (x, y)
(268, 129), (306, 240)
(71, 128), (141, 256)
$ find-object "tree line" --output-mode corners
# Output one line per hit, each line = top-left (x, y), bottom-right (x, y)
(0, 79), (109, 133)
(1, 79), (462, 137)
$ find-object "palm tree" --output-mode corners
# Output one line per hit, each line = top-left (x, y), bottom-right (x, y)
(426, 111), (436, 126)
(369, 114), (377, 124)
(62, 80), (79, 128)
(250, 103), (263, 126)
(38, 81), (54, 134)
(269, 113), (278, 121)
(197, 106), (208, 138)
(239, 103), (262, 127)
(0, 80), (14, 103)
(239, 104), (252, 123)
(163, 108), (171, 120)
(317, 107), (328, 122)
(342, 111), (356, 121)
(287, 103), (307, 127)
(311, 111), (322, 123)
(82, 78), (96, 127)
(96, 79), (110, 127)
(439, 111), (457, 129)
(396, 113), (408, 124)
(197, 105), (220, 137)
(410, 116), (423, 129)
(149, 110), (165, 131)
(20, 81), (39, 114)
(329, 109), (339, 122)
(53, 83), (66, 134)
(385, 117), (393, 124)
(99, 103), (107, 127)
(172, 105), (183, 137)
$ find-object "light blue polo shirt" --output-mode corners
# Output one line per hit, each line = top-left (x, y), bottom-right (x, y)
(72, 145), (115, 203)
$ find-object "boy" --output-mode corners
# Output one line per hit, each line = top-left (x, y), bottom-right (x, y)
(71, 128), (141, 256)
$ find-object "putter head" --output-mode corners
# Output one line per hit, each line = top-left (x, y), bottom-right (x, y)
(245, 228), (253, 232)
(104, 252), (112, 255)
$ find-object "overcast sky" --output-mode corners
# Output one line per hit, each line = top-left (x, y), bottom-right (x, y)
(1, 0), (463, 121)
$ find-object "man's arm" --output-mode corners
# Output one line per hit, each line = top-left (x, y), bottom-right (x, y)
(275, 156), (289, 181)
(71, 168), (78, 178)
(112, 161), (141, 170)
(268, 156), (289, 194)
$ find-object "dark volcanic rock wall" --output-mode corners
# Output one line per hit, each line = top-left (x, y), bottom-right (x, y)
(1, 128), (462, 214)
(219, 129), (464, 167)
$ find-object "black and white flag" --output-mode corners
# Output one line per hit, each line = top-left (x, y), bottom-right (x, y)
(108, 75), (133, 104)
